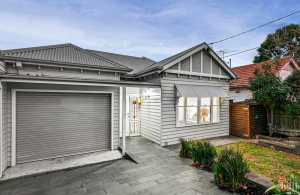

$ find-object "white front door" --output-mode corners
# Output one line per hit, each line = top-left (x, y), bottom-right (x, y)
(128, 96), (141, 136)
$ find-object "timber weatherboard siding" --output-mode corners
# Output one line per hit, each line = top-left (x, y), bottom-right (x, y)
(1, 82), (120, 168)
(140, 88), (161, 145)
(160, 76), (230, 146)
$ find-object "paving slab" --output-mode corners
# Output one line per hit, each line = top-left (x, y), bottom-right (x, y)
(0, 137), (230, 195)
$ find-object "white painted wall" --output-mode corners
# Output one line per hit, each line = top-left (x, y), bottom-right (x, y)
(229, 89), (252, 103)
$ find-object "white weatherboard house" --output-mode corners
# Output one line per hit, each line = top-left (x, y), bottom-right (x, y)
(0, 43), (236, 177)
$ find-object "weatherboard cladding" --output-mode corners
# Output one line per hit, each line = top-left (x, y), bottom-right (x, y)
(140, 88), (161, 145)
(0, 44), (129, 71)
(160, 76), (230, 146)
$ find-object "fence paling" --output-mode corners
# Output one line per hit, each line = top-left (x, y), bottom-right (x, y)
(274, 115), (300, 130)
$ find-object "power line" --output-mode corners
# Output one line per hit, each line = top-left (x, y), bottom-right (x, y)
(209, 9), (300, 45)
(224, 47), (259, 58)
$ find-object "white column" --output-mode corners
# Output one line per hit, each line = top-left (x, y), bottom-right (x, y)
(121, 87), (127, 155)
(0, 82), (3, 177)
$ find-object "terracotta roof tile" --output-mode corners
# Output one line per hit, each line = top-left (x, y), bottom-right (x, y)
(230, 57), (295, 89)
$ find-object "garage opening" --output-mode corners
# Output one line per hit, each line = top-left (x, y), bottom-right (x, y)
(15, 91), (112, 164)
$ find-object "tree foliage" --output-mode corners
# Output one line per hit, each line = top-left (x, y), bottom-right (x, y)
(285, 70), (300, 99)
(284, 70), (300, 116)
(254, 24), (300, 63)
(250, 64), (291, 133)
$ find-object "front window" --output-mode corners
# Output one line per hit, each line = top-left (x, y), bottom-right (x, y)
(186, 97), (198, 125)
(176, 96), (221, 127)
(200, 97), (211, 123)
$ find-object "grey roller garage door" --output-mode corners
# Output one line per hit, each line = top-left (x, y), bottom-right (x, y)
(16, 91), (112, 164)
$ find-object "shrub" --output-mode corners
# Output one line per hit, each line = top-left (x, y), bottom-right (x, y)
(179, 138), (194, 158)
(213, 148), (249, 192)
(191, 141), (216, 169)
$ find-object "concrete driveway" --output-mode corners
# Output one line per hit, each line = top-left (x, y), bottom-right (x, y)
(0, 137), (230, 195)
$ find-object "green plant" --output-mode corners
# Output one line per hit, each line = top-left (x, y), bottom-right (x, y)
(253, 24), (300, 63)
(213, 148), (249, 192)
(191, 141), (216, 169)
(179, 138), (194, 158)
(250, 64), (291, 135)
(266, 175), (300, 195)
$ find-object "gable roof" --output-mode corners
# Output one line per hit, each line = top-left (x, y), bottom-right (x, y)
(230, 57), (299, 89)
(86, 49), (155, 74)
(132, 42), (236, 79)
(0, 43), (131, 72)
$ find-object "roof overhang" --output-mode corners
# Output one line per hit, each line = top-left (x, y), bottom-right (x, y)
(0, 75), (161, 88)
(160, 43), (237, 79)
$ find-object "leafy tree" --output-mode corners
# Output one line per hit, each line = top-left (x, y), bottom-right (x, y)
(254, 24), (300, 63)
(284, 70), (300, 116)
(285, 70), (300, 99)
(250, 64), (291, 135)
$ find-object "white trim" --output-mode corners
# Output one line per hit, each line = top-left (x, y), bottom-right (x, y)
(165, 69), (230, 79)
(201, 51), (203, 72)
(190, 56), (193, 72)
(207, 50), (236, 78)
(11, 89), (16, 166)
(160, 43), (236, 79)
(162, 44), (207, 71)
(11, 89), (115, 166)
(111, 92), (114, 150)
(0, 79), (161, 88)
(0, 82), (2, 177)
(210, 57), (213, 75)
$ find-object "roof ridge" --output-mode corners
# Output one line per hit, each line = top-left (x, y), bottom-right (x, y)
(86, 49), (155, 61)
(1, 43), (74, 54)
(83, 49), (132, 70)
(232, 57), (292, 69)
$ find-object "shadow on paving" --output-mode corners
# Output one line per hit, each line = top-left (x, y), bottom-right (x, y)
(0, 137), (231, 195)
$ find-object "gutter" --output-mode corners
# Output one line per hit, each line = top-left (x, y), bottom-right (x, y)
(0, 74), (161, 87)
(0, 56), (132, 73)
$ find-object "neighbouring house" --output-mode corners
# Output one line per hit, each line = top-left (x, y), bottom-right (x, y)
(0, 42), (236, 177)
(230, 57), (300, 103)
(229, 57), (300, 138)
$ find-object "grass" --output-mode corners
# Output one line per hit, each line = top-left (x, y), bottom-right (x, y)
(217, 142), (300, 182)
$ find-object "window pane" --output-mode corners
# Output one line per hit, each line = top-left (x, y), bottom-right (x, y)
(212, 105), (220, 123)
(201, 97), (211, 106)
(186, 97), (197, 106)
(199, 106), (210, 123)
(177, 107), (185, 124)
(213, 97), (220, 106)
(186, 107), (197, 124)
(178, 97), (185, 106)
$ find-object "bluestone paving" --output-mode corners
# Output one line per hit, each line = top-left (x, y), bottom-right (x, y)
(0, 137), (230, 195)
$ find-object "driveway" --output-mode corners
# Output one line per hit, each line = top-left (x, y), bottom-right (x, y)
(0, 137), (230, 195)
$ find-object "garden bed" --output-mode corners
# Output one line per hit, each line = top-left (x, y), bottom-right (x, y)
(217, 142), (300, 181)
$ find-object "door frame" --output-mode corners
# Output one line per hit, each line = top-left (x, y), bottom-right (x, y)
(11, 89), (114, 166)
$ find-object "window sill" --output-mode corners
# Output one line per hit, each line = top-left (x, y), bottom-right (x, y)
(176, 121), (221, 128)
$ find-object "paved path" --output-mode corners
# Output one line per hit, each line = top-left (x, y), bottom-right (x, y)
(0, 137), (230, 195)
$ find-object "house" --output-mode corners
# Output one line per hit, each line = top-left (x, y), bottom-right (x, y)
(229, 57), (299, 138)
(230, 57), (300, 103)
(0, 42), (236, 177)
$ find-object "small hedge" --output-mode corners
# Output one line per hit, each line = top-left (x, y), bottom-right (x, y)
(213, 148), (249, 192)
(191, 141), (216, 169)
(179, 138), (194, 158)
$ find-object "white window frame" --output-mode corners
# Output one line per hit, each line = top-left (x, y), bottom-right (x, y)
(11, 89), (114, 167)
(176, 96), (221, 127)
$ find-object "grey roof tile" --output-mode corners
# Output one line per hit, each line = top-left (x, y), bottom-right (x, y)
(0, 43), (130, 71)
(87, 49), (156, 74)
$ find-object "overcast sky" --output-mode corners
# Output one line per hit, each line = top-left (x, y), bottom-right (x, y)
(0, 0), (299, 67)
